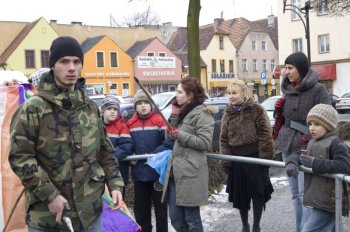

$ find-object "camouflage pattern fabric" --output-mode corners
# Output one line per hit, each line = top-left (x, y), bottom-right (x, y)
(9, 72), (124, 231)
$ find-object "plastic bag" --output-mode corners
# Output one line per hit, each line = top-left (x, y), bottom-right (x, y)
(147, 150), (172, 184)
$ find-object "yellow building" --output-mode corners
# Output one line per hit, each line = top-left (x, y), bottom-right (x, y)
(0, 17), (59, 75)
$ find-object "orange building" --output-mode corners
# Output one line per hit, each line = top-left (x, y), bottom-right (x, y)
(81, 35), (134, 96)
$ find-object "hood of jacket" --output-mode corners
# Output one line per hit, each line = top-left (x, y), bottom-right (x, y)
(282, 68), (320, 94)
(36, 71), (87, 110)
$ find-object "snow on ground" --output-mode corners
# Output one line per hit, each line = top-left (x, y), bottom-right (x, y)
(168, 175), (289, 231)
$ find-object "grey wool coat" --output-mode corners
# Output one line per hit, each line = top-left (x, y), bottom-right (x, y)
(275, 68), (331, 153)
(162, 104), (216, 206)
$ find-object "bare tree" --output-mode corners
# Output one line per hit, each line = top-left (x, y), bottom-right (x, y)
(110, 6), (160, 27)
(187, 0), (201, 80)
(311, 0), (350, 16)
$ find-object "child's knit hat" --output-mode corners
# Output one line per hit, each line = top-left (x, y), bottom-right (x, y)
(101, 96), (120, 113)
(307, 104), (338, 131)
(133, 89), (152, 107)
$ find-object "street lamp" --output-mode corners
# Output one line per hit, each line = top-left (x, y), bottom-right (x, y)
(283, 0), (313, 61)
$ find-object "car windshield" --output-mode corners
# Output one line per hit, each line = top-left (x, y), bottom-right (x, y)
(261, 97), (280, 111)
(341, 93), (350, 98)
(152, 93), (174, 108)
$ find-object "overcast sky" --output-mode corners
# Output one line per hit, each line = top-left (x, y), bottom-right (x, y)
(0, 0), (277, 27)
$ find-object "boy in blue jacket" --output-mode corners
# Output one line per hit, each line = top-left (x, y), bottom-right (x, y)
(101, 96), (133, 197)
(127, 90), (172, 232)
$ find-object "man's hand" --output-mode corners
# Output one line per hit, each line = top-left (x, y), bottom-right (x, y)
(109, 190), (123, 210)
(48, 195), (69, 224)
(285, 162), (299, 178)
(300, 154), (314, 168)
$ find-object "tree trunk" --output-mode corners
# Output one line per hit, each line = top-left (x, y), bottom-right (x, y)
(187, 0), (201, 80)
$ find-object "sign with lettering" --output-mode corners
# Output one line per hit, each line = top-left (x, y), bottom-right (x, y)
(138, 56), (176, 69)
(211, 73), (234, 79)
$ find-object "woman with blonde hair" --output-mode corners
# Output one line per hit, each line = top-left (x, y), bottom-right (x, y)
(220, 79), (274, 232)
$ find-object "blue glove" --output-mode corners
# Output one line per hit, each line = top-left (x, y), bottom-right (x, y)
(285, 162), (299, 178)
(300, 154), (314, 168)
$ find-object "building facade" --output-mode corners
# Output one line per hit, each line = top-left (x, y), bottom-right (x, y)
(277, 0), (350, 96)
(127, 37), (182, 94)
(81, 35), (134, 96)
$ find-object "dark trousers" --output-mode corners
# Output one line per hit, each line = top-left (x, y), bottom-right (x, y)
(134, 181), (168, 232)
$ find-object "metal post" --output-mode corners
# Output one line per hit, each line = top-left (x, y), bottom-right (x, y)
(305, 1), (311, 62)
(335, 178), (343, 232)
(283, 0), (313, 62)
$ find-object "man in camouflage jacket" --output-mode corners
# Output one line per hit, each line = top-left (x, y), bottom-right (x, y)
(9, 36), (124, 231)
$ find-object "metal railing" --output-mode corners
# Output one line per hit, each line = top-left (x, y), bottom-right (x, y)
(122, 153), (350, 232)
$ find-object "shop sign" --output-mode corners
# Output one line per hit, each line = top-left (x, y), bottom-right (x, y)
(211, 73), (234, 79)
(142, 70), (175, 76)
(138, 56), (176, 68)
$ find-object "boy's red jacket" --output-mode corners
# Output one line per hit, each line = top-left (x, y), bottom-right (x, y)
(105, 117), (133, 160)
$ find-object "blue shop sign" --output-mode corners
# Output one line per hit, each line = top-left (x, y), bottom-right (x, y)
(211, 73), (235, 79)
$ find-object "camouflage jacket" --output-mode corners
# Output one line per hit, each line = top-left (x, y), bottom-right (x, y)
(9, 72), (123, 231)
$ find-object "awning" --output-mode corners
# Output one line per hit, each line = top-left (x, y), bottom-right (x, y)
(312, 64), (336, 80)
(209, 81), (230, 88)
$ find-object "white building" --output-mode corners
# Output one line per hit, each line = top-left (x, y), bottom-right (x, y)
(277, 0), (350, 96)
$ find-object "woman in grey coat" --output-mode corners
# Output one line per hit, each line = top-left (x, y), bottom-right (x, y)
(275, 52), (331, 232)
(161, 77), (216, 232)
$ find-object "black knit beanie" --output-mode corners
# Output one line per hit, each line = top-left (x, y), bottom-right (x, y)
(284, 52), (310, 79)
(49, 36), (84, 68)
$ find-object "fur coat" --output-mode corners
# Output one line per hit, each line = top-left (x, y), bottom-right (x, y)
(220, 97), (273, 159)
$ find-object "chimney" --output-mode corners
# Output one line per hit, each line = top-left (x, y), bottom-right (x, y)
(71, 21), (82, 26)
(267, 15), (275, 27)
(50, 20), (57, 24)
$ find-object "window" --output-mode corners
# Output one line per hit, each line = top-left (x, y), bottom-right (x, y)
(229, 60), (234, 73)
(158, 52), (166, 57)
(219, 36), (224, 50)
(41, 50), (49, 68)
(293, 38), (303, 52)
(319, 34), (330, 53)
(318, 0), (328, 15)
(220, 60), (225, 73)
(147, 52), (154, 56)
(292, 0), (301, 20)
(262, 59), (267, 71)
(261, 41), (267, 51)
(96, 52), (104, 67)
(252, 41), (257, 50)
(242, 59), (248, 72)
(25, 50), (35, 68)
(271, 59), (275, 71)
(110, 52), (118, 67)
(212, 59), (217, 73)
(253, 59), (258, 71)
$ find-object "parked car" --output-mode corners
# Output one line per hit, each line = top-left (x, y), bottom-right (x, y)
(335, 92), (350, 114)
(260, 95), (282, 128)
(330, 94), (339, 109)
